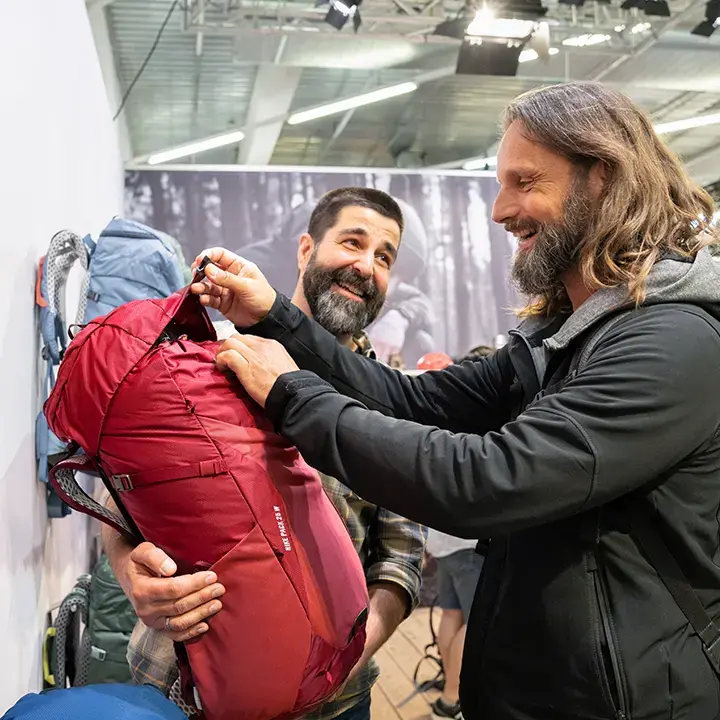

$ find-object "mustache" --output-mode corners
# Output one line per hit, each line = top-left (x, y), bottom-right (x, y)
(328, 267), (379, 301)
(504, 219), (542, 235)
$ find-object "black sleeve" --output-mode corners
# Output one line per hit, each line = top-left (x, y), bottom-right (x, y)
(264, 308), (720, 538)
(248, 293), (514, 434)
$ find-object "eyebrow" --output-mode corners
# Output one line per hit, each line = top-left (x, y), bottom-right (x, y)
(337, 228), (398, 260)
(338, 227), (370, 238)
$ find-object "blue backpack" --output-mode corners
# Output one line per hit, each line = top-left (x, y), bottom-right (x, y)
(36, 218), (187, 517)
(2, 685), (187, 720)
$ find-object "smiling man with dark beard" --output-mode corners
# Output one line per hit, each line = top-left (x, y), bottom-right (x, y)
(301, 247), (387, 339)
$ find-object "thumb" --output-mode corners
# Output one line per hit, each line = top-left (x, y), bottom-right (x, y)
(130, 542), (177, 577)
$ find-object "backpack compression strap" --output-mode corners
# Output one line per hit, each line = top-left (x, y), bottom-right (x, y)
(49, 454), (143, 546)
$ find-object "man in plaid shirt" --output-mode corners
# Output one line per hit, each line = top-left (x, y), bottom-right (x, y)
(103, 187), (426, 720)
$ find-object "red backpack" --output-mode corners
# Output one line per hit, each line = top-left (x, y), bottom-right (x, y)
(44, 279), (369, 720)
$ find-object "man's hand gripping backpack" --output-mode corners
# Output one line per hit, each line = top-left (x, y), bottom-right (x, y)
(42, 265), (369, 720)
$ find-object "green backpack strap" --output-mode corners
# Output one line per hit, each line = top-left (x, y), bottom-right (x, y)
(85, 554), (138, 685)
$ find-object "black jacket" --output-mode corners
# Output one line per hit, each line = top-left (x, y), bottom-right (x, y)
(253, 249), (720, 720)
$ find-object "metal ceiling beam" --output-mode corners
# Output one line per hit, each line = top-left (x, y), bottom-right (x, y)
(183, 1), (691, 39)
(226, 3), (442, 27)
(591, 0), (706, 81)
(236, 64), (302, 165)
(318, 74), (378, 163)
(86, 0), (116, 9)
(131, 64), (456, 165)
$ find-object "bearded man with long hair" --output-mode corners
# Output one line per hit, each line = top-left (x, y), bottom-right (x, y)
(193, 82), (720, 720)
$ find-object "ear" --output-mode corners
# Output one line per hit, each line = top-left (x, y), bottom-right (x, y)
(588, 161), (608, 199)
(297, 233), (315, 274)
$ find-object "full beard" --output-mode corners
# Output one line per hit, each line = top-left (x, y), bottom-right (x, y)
(510, 172), (594, 299)
(302, 251), (386, 337)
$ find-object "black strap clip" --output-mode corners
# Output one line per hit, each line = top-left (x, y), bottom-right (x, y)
(111, 474), (133, 492)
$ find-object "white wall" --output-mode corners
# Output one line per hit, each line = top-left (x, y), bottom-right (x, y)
(0, 0), (124, 710)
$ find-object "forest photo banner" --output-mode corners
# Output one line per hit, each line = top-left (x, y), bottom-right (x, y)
(125, 167), (519, 366)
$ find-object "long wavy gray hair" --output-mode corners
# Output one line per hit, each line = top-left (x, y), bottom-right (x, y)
(502, 82), (718, 317)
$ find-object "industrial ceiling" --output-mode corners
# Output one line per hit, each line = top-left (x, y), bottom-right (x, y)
(89, 0), (720, 184)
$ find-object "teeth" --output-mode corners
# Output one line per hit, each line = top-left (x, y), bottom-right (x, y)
(338, 282), (363, 297)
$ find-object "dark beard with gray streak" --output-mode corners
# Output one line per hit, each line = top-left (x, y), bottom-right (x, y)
(302, 250), (386, 337)
(509, 172), (594, 298)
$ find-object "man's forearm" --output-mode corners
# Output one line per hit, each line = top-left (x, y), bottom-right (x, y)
(101, 497), (134, 587)
(358, 582), (408, 664)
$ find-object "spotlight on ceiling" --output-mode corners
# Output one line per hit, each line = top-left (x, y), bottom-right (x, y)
(643, 0), (670, 16)
(437, 2), (547, 76)
(621, 0), (669, 15)
(692, 0), (720, 35)
(317, 0), (362, 31)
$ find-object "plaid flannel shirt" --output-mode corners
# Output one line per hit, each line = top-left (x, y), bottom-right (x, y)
(127, 332), (426, 719)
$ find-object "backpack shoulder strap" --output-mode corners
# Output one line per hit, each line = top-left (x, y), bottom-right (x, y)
(52, 574), (91, 687)
(627, 496), (720, 676)
(572, 307), (720, 676)
(49, 453), (143, 546)
(39, 230), (93, 365)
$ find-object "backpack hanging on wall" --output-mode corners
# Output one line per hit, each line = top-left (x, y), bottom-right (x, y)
(43, 555), (138, 690)
(43, 572), (92, 690)
(42, 265), (370, 720)
(35, 219), (187, 517)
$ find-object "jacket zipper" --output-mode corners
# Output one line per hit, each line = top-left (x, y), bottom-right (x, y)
(591, 563), (628, 720)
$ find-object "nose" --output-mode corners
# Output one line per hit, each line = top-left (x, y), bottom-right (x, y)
(351, 251), (375, 278)
(491, 186), (519, 226)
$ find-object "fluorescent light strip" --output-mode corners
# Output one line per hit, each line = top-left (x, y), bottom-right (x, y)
(562, 33), (611, 46)
(287, 82), (417, 125)
(147, 130), (245, 165)
(146, 82), (720, 169)
(463, 111), (720, 171)
(464, 156), (497, 171)
(654, 112), (720, 135)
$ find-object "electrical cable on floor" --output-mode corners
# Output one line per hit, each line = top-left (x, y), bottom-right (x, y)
(112, 0), (181, 122)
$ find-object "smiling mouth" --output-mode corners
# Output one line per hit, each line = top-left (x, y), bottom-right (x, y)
(516, 231), (537, 249)
(333, 282), (366, 301)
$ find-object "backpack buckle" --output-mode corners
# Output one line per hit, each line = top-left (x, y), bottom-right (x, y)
(111, 474), (133, 492)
